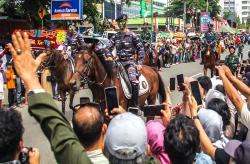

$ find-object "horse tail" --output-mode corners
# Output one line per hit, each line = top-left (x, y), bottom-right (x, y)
(152, 68), (166, 103)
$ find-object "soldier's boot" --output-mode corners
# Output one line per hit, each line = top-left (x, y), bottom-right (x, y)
(149, 53), (154, 65)
(131, 83), (139, 108)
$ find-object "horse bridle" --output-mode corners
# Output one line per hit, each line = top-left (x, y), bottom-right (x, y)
(75, 57), (108, 86)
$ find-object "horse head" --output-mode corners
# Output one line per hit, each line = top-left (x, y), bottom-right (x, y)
(69, 45), (94, 91)
(205, 44), (211, 56)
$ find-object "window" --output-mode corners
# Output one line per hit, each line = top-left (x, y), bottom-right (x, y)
(242, 6), (247, 9)
(242, 1), (247, 4)
(242, 11), (248, 15)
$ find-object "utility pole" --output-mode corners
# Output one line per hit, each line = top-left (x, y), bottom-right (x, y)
(206, 0), (208, 12)
(115, 0), (117, 19)
(183, 1), (186, 32)
(150, 0), (154, 45)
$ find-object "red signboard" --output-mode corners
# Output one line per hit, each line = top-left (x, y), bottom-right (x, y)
(15, 29), (67, 49)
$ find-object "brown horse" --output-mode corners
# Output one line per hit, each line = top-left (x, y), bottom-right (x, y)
(69, 49), (166, 110)
(203, 44), (216, 77)
(43, 48), (77, 113)
(143, 46), (159, 67)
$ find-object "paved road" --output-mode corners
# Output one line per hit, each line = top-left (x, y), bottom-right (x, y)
(15, 44), (250, 164)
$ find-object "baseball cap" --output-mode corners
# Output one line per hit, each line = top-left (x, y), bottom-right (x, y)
(104, 112), (147, 160)
(224, 139), (250, 163)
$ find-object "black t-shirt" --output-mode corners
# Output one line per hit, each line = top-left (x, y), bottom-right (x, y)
(215, 148), (230, 164)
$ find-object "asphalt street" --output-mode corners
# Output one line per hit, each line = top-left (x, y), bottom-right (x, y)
(12, 44), (250, 164)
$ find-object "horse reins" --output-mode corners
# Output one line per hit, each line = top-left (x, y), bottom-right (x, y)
(75, 57), (108, 87)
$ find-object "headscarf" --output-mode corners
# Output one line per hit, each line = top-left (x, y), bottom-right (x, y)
(146, 120), (171, 164)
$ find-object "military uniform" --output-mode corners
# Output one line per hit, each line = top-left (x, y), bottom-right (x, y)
(225, 54), (240, 75)
(201, 31), (217, 64)
(140, 29), (151, 44)
(140, 27), (153, 64)
(109, 31), (145, 83)
(65, 31), (86, 58)
(107, 14), (145, 107)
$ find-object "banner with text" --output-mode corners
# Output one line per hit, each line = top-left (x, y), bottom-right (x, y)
(51, 0), (83, 20)
(25, 29), (67, 49)
(200, 12), (211, 32)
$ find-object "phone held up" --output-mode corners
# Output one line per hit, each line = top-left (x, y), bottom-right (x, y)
(104, 86), (119, 115)
(177, 74), (185, 91)
(190, 81), (203, 105)
(170, 77), (175, 91)
(143, 104), (165, 117)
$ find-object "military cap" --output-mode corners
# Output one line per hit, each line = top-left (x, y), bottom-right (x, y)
(116, 14), (128, 22)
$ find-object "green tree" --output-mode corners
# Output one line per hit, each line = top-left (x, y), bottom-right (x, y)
(0, 0), (117, 31)
(166, 0), (221, 21)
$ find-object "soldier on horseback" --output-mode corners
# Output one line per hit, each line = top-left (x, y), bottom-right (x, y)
(65, 24), (86, 59)
(201, 24), (217, 64)
(106, 14), (145, 108)
(225, 45), (240, 76)
(140, 22), (154, 65)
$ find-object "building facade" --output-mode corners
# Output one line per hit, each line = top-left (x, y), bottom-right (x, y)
(220, 0), (250, 23)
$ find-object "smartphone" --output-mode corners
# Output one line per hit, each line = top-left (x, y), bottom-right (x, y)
(170, 78), (175, 91)
(80, 97), (90, 104)
(104, 87), (119, 114)
(190, 81), (202, 105)
(177, 74), (185, 91)
(143, 104), (164, 117)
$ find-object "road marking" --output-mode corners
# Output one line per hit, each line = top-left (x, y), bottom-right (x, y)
(191, 73), (203, 78)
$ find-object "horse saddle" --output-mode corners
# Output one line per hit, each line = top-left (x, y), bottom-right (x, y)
(117, 63), (149, 99)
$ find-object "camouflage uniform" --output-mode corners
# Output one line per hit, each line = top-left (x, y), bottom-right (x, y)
(106, 14), (145, 108)
(140, 29), (153, 63)
(109, 31), (145, 83)
(65, 31), (86, 58)
(140, 29), (151, 44)
(225, 54), (240, 75)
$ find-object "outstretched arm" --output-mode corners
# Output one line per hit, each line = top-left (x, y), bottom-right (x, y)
(8, 32), (92, 164)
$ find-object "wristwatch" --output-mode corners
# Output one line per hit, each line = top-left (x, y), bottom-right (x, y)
(27, 89), (46, 97)
(191, 115), (199, 120)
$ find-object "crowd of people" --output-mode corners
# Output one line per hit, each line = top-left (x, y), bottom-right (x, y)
(1, 31), (250, 164)
(152, 32), (248, 70)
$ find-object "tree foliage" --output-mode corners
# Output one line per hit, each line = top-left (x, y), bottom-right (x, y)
(166, 0), (221, 20)
(0, 0), (111, 30)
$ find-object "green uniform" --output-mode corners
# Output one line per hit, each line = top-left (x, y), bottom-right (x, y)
(225, 54), (240, 75)
(140, 29), (151, 44)
(28, 93), (92, 164)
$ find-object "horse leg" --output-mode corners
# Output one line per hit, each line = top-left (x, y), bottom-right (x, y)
(69, 90), (75, 110)
(203, 67), (207, 76)
(60, 92), (66, 114)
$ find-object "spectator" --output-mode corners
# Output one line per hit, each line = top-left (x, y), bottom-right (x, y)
(197, 76), (212, 98)
(5, 63), (16, 108)
(198, 107), (229, 148)
(146, 120), (170, 164)
(72, 103), (109, 164)
(188, 93), (250, 164)
(0, 109), (40, 164)
(9, 32), (92, 163)
(104, 112), (147, 164)
(207, 98), (231, 131)
(0, 60), (4, 109)
(164, 114), (212, 164)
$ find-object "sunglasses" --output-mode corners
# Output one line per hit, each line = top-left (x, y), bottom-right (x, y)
(73, 102), (101, 114)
